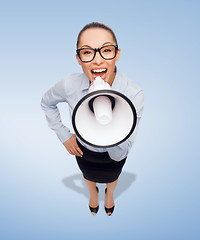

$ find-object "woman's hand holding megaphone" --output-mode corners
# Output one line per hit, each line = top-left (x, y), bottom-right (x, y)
(63, 134), (83, 157)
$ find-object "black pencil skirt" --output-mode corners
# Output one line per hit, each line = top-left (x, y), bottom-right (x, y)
(75, 141), (126, 183)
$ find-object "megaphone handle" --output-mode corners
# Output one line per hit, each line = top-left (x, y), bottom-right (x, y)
(88, 95), (115, 113)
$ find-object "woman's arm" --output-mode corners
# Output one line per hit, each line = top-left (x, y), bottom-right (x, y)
(41, 75), (84, 157)
(41, 79), (73, 142)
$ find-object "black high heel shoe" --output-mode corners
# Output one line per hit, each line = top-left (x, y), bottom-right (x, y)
(89, 187), (99, 215)
(105, 188), (115, 216)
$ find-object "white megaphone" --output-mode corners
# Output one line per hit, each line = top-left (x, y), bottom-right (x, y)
(72, 76), (137, 148)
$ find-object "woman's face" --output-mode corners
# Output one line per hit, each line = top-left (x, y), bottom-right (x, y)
(76, 28), (121, 86)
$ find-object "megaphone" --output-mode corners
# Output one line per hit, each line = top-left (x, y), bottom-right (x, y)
(72, 77), (137, 148)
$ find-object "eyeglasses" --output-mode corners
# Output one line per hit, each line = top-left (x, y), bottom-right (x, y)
(76, 45), (118, 63)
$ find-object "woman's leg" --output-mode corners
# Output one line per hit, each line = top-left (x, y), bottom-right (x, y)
(84, 178), (99, 214)
(105, 178), (118, 214)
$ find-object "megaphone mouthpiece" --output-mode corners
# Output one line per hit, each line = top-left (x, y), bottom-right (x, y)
(89, 76), (110, 93)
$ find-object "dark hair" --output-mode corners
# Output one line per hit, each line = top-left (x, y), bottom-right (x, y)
(76, 22), (118, 48)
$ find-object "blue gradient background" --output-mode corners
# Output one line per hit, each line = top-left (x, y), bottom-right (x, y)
(0, 0), (199, 239)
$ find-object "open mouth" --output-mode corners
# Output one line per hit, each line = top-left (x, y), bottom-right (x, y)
(91, 68), (107, 80)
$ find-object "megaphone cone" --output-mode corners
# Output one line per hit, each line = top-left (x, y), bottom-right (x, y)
(72, 77), (137, 148)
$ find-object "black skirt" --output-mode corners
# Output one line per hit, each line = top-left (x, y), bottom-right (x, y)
(75, 141), (126, 183)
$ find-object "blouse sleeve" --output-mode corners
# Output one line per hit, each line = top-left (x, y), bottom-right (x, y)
(40, 78), (73, 143)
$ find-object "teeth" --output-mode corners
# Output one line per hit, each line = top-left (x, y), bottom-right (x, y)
(92, 69), (106, 73)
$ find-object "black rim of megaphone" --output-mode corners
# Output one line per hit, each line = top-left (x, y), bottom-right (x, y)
(72, 89), (137, 148)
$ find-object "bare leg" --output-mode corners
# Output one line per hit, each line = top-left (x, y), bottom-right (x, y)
(105, 178), (118, 215)
(84, 178), (98, 215)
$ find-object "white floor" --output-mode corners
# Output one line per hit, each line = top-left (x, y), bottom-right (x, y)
(0, 99), (199, 240)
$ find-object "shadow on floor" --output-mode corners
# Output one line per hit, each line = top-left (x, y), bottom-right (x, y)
(62, 171), (136, 202)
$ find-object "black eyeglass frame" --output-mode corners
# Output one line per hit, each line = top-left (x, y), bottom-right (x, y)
(76, 44), (119, 63)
